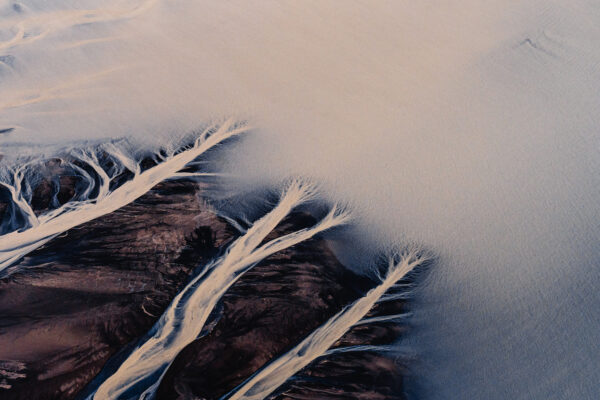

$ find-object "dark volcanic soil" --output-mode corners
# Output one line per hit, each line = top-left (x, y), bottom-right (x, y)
(155, 216), (411, 400)
(0, 167), (413, 400)
(155, 214), (374, 400)
(269, 298), (411, 400)
(0, 180), (236, 399)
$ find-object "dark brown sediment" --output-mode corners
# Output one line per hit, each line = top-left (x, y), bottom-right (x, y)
(29, 158), (80, 215)
(0, 164), (412, 400)
(155, 214), (375, 400)
(268, 299), (411, 400)
(0, 179), (236, 400)
(154, 214), (411, 400)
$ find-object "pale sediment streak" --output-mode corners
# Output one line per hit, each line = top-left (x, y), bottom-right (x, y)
(89, 180), (350, 400)
(0, 120), (249, 273)
(0, 0), (159, 52)
(223, 253), (424, 400)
